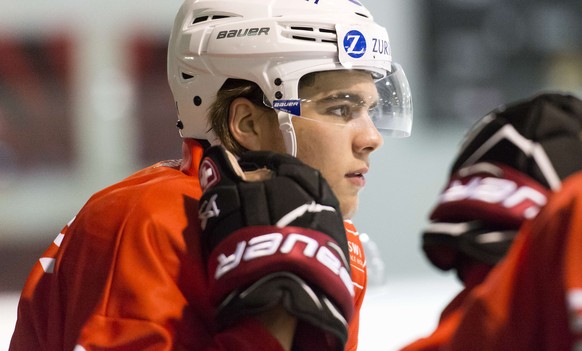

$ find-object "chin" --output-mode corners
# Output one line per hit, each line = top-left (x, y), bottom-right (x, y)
(340, 200), (358, 220)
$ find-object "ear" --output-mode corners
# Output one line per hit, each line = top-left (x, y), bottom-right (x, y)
(229, 97), (264, 151)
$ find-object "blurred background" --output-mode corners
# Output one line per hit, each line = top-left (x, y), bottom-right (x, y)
(1, 0), (581, 349)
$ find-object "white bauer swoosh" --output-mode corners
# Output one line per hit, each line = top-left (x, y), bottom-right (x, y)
(276, 201), (336, 228)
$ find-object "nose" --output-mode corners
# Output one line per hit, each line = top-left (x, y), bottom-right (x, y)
(353, 115), (383, 154)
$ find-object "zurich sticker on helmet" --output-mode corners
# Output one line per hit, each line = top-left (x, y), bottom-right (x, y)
(336, 23), (392, 73)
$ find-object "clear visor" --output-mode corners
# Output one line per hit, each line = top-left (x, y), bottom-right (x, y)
(267, 63), (413, 137)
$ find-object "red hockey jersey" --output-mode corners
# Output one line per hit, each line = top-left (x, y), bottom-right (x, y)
(10, 140), (368, 350)
(402, 171), (582, 351)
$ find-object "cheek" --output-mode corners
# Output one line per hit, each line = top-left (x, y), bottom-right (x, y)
(295, 124), (350, 179)
(295, 128), (334, 167)
(296, 135), (344, 194)
(260, 117), (287, 153)
(296, 133), (359, 218)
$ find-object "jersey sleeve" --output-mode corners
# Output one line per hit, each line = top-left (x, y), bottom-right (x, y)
(399, 287), (473, 351)
(447, 172), (582, 350)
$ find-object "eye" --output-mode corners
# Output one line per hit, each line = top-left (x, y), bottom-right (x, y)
(329, 106), (347, 116)
(327, 105), (352, 119)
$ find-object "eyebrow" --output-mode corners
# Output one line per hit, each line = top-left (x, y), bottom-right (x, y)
(315, 92), (378, 106)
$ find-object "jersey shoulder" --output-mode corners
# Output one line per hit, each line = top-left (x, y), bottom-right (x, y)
(69, 161), (203, 247)
(88, 161), (201, 215)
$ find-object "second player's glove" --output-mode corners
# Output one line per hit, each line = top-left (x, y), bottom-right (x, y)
(422, 92), (582, 281)
(197, 146), (354, 350)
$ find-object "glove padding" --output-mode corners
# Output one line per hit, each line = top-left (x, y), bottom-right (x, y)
(198, 146), (354, 350)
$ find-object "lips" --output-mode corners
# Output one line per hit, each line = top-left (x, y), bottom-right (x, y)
(346, 169), (367, 187)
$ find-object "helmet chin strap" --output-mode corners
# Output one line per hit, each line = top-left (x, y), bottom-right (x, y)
(277, 111), (298, 157)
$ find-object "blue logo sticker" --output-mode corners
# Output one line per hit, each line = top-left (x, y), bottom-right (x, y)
(273, 100), (301, 116)
(343, 30), (366, 58)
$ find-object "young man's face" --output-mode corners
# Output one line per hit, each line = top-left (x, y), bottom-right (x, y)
(245, 69), (383, 218)
(293, 70), (383, 218)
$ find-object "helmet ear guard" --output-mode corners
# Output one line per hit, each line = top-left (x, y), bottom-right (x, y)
(277, 111), (298, 157)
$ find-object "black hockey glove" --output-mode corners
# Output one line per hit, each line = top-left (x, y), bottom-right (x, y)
(422, 92), (582, 280)
(197, 146), (354, 351)
(422, 162), (549, 271)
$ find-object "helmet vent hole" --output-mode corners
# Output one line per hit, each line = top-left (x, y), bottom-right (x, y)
(182, 72), (194, 80)
(292, 36), (316, 42)
(193, 96), (202, 106)
(212, 15), (231, 20)
(284, 24), (337, 43)
(192, 15), (232, 24)
(290, 26), (314, 32)
(192, 16), (209, 24)
(355, 12), (369, 18)
(319, 28), (336, 34)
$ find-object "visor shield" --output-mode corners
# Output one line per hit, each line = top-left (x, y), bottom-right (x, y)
(269, 63), (413, 137)
(372, 63), (413, 137)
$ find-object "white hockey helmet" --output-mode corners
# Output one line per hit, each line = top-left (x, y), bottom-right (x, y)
(168, 0), (413, 154)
